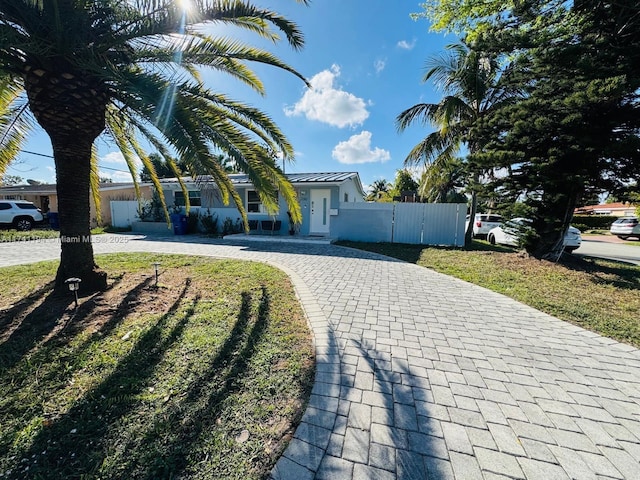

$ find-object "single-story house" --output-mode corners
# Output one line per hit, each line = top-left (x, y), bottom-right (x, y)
(574, 202), (637, 217)
(155, 172), (366, 236)
(0, 182), (153, 227)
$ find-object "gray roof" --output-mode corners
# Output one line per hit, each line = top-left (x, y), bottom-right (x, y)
(228, 172), (359, 184)
(0, 182), (140, 194)
(1, 172), (364, 195)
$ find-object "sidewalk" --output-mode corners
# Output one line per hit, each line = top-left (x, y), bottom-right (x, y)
(2, 234), (640, 479)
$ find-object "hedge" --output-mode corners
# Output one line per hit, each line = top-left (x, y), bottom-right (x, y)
(572, 215), (618, 230)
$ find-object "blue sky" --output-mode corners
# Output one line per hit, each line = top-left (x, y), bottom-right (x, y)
(12, 1), (456, 194)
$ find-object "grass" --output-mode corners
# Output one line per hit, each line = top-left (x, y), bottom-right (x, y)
(339, 240), (640, 348)
(0, 228), (60, 242)
(0, 253), (314, 480)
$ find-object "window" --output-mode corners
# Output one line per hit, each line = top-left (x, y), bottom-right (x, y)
(246, 190), (279, 214)
(0, 203), (10, 210)
(174, 191), (201, 207)
(344, 193), (349, 203)
(17, 203), (38, 210)
(247, 190), (262, 213)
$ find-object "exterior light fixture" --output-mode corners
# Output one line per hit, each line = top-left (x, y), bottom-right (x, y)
(65, 277), (82, 308)
(152, 262), (161, 287)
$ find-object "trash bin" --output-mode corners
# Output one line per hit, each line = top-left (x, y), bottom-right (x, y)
(171, 213), (187, 235)
(48, 212), (59, 230)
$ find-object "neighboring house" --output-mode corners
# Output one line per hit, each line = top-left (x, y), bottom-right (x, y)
(0, 182), (152, 227)
(156, 172), (366, 236)
(574, 202), (637, 217)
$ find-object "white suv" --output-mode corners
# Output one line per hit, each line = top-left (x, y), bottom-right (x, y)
(610, 217), (640, 240)
(0, 200), (44, 231)
(465, 213), (503, 238)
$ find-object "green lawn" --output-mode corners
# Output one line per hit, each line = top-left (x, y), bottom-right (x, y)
(0, 253), (314, 480)
(339, 240), (640, 348)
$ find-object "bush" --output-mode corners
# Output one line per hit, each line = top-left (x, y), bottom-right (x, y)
(572, 215), (617, 230)
(222, 217), (243, 235)
(186, 211), (201, 233)
(200, 210), (219, 235)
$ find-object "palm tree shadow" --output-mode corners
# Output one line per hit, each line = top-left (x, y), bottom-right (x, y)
(0, 281), (54, 332)
(349, 339), (450, 479)
(12, 278), (194, 478)
(0, 276), (130, 373)
(109, 286), (272, 479)
(0, 287), (72, 371)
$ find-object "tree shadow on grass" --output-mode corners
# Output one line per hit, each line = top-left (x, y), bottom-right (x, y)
(107, 286), (272, 479)
(5, 282), (273, 480)
(0, 276), (130, 374)
(0, 288), (72, 372)
(560, 253), (640, 291)
(6, 278), (193, 479)
(0, 281), (54, 332)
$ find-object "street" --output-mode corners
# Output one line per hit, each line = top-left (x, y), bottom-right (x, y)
(575, 235), (640, 265)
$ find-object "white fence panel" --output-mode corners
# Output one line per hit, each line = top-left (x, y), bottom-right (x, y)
(110, 201), (139, 228)
(333, 202), (465, 246)
(332, 203), (394, 243)
(393, 203), (425, 244)
(422, 203), (465, 246)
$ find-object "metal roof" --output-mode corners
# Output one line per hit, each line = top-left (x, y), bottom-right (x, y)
(1, 172), (364, 194)
(225, 172), (359, 184)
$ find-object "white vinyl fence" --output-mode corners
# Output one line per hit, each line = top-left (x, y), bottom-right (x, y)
(331, 202), (466, 246)
(110, 201), (140, 228)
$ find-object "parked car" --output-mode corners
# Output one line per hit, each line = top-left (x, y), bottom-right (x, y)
(487, 218), (582, 252)
(0, 200), (45, 231)
(609, 217), (640, 240)
(465, 213), (503, 238)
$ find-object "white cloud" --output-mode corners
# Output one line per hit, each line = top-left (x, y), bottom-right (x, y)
(331, 131), (391, 165)
(397, 39), (416, 50)
(374, 58), (386, 74)
(102, 151), (126, 164)
(284, 65), (369, 128)
(99, 169), (134, 182)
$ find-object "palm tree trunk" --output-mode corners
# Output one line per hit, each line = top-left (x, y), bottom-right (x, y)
(464, 173), (479, 245)
(52, 136), (107, 293)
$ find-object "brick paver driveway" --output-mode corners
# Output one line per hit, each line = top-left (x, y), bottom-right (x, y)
(2, 234), (640, 479)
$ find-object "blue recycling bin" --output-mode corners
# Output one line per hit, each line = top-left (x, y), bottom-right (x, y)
(171, 213), (187, 235)
(48, 212), (59, 230)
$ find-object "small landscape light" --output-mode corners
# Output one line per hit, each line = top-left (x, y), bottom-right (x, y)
(152, 262), (161, 287)
(65, 277), (82, 308)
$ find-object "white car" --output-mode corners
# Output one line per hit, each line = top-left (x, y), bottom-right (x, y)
(487, 218), (582, 252)
(465, 213), (503, 238)
(0, 200), (44, 231)
(609, 217), (640, 240)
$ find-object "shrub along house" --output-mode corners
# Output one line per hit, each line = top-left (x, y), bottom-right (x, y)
(135, 172), (366, 236)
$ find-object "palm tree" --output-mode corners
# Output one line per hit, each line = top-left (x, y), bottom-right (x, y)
(367, 178), (390, 201)
(419, 157), (467, 203)
(0, 0), (308, 293)
(396, 42), (513, 244)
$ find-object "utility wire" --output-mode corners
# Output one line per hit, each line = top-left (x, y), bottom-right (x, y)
(21, 150), (131, 174)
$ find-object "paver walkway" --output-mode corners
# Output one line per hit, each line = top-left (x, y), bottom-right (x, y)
(2, 234), (640, 479)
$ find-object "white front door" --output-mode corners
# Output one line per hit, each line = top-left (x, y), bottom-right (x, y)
(310, 189), (331, 235)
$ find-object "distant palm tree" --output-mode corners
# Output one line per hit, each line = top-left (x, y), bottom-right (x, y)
(367, 178), (390, 201)
(419, 157), (467, 203)
(0, 0), (309, 293)
(396, 42), (513, 243)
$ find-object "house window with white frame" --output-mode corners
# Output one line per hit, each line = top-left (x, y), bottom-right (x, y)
(246, 189), (278, 214)
(174, 190), (201, 207)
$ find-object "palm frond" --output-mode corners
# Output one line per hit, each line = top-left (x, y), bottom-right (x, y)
(90, 146), (102, 224)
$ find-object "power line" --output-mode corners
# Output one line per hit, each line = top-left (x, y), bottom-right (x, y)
(21, 150), (132, 174)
